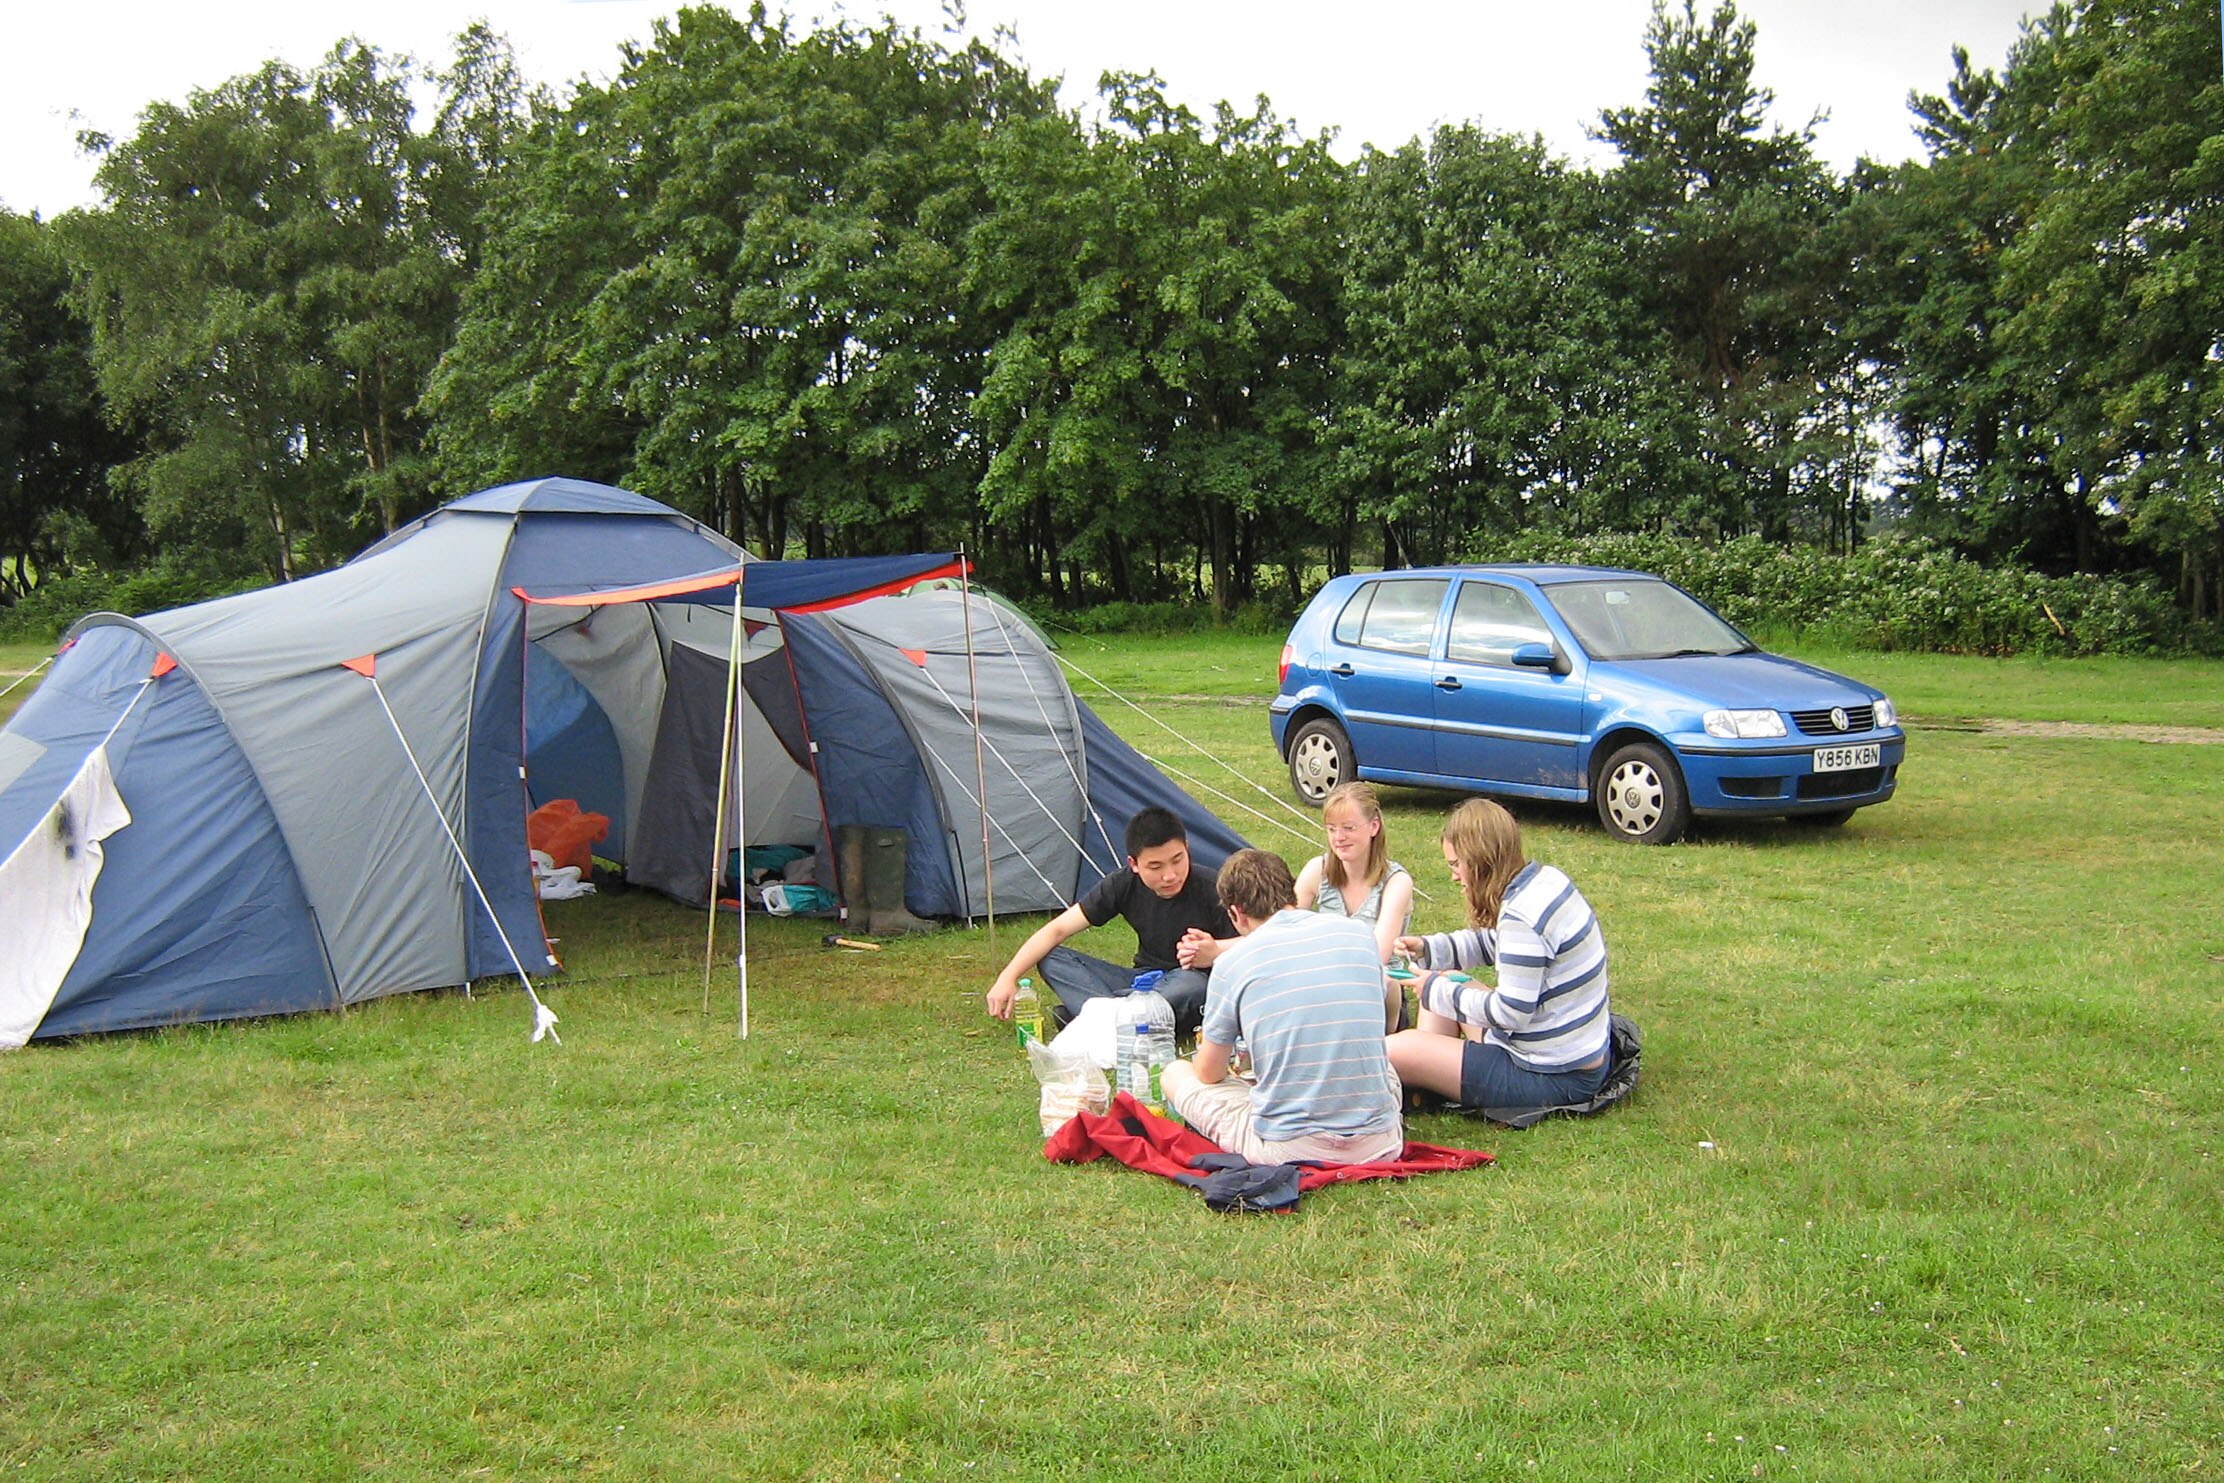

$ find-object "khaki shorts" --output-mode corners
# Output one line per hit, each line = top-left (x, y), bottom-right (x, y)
(1161, 1061), (1405, 1166)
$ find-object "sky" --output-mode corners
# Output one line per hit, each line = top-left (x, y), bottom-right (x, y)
(0, 0), (2042, 219)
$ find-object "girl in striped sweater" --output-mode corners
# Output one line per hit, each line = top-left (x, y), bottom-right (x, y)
(1388, 798), (1614, 1114)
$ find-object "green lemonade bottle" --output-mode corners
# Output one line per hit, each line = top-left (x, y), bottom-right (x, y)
(1012, 977), (1044, 1047)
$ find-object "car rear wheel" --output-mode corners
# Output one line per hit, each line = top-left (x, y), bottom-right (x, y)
(1287, 717), (1353, 807)
(1596, 741), (1690, 845)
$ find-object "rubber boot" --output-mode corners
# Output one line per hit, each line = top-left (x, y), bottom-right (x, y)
(835, 824), (871, 932)
(863, 827), (934, 935)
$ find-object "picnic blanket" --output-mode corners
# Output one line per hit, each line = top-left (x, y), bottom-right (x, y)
(1043, 1092), (1494, 1213)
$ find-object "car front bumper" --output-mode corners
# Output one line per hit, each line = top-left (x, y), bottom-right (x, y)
(1676, 736), (1907, 816)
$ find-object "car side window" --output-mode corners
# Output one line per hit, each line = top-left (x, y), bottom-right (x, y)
(1345, 579), (1446, 657)
(1446, 581), (1554, 667)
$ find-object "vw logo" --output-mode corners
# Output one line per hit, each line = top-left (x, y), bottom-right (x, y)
(1830, 706), (1849, 731)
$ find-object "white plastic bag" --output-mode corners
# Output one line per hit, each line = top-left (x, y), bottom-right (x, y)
(1050, 994), (1122, 1071)
(531, 850), (595, 900)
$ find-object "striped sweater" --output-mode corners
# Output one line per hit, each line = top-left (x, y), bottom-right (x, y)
(1417, 861), (1611, 1070)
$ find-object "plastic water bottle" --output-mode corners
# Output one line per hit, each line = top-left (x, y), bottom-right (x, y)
(1011, 976), (1044, 1048)
(1115, 986), (1178, 1118)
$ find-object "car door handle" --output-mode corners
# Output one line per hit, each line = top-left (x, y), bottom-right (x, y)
(1436, 676), (1462, 691)
(1329, 662), (1355, 677)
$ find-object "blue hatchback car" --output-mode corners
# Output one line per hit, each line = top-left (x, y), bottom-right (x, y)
(1269, 565), (1906, 843)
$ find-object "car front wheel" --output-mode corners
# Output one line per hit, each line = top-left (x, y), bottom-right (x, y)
(1287, 717), (1353, 807)
(1596, 741), (1690, 845)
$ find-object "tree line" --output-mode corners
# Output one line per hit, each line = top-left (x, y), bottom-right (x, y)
(1, 0), (2218, 635)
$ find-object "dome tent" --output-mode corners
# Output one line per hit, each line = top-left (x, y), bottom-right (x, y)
(0, 478), (1244, 1044)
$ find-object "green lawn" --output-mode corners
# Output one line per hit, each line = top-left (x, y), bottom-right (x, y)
(2, 632), (2220, 1478)
(1771, 646), (2224, 730)
(0, 640), (54, 729)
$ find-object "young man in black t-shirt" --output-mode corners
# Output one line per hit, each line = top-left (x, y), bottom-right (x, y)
(984, 807), (1234, 1037)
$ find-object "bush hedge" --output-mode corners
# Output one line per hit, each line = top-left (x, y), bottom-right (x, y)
(7, 536), (2217, 658)
(1474, 532), (2219, 658)
(0, 561), (256, 643)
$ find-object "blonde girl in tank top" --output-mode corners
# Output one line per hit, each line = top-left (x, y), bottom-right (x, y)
(1294, 781), (1413, 1030)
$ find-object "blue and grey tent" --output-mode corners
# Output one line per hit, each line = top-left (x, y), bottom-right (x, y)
(0, 478), (1243, 1044)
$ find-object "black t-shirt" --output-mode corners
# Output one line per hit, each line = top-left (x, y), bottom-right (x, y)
(1076, 865), (1234, 972)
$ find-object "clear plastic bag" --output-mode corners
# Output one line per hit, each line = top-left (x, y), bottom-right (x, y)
(1026, 1034), (1110, 1136)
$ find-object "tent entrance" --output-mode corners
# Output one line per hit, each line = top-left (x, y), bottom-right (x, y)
(523, 643), (628, 857)
(630, 630), (824, 906)
(523, 601), (828, 908)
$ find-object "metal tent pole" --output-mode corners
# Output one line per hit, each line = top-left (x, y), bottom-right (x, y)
(959, 552), (993, 949)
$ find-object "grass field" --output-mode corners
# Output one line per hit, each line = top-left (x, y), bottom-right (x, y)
(2, 631), (2220, 1479)
(0, 640), (53, 729)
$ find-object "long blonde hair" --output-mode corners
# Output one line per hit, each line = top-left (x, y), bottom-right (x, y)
(1442, 798), (1527, 929)
(1321, 781), (1388, 894)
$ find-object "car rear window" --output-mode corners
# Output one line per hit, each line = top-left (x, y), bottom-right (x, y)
(1335, 578), (1445, 656)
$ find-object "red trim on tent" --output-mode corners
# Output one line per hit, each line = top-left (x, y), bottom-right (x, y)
(341, 655), (377, 677)
(898, 647), (928, 668)
(511, 556), (971, 611)
(150, 654), (177, 678)
(775, 560), (971, 613)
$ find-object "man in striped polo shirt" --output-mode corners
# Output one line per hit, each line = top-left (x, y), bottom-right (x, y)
(1161, 849), (1405, 1165)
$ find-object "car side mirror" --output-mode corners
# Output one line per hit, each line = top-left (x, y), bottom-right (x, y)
(1511, 642), (1564, 674)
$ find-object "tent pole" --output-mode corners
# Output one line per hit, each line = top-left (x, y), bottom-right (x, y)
(959, 551), (993, 950)
(706, 578), (750, 1035)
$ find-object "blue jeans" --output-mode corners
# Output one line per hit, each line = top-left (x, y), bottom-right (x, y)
(1038, 945), (1210, 1037)
(1458, 1040), (1611, 1114)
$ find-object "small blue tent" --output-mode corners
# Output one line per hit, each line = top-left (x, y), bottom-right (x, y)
(0, 479), (1243, 1042)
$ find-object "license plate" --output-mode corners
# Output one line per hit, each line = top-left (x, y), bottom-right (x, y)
(1812, 744), (1881, 773)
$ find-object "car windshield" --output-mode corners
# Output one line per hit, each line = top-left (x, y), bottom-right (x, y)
(1542, 579), (1755, 661)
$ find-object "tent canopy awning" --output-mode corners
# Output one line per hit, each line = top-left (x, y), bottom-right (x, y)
(514, 553), (969, 612)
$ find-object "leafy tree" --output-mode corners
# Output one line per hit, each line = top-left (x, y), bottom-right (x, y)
(1994, 0), (2224, 616)
(430, 5), (1053, 555)
(1856, 13), (2105, 572)
(0, 209), (141, 607)
(63, 33), (518, 578)
(1595, 0), (1852, 543)
(966, 105), (1147, 602)
(1120, 80), (1343, 613)
(1334, 125), (1711, 569)
(971, 75), (1341, 611)
(1858, 0), (2222, 622)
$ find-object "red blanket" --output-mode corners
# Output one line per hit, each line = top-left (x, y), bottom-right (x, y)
(1044, 1092), (1493, 1212)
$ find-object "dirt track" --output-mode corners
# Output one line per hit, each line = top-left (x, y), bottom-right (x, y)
(1153, 693), (2224, 744)
(1916, 718), (2224, 744)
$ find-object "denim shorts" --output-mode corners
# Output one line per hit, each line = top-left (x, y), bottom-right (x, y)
(1459, 1039), (1611, 1112)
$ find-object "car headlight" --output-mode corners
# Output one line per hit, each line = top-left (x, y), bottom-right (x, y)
(1873, 697), (1897, 728)
(1703, 708), (1787, 739)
